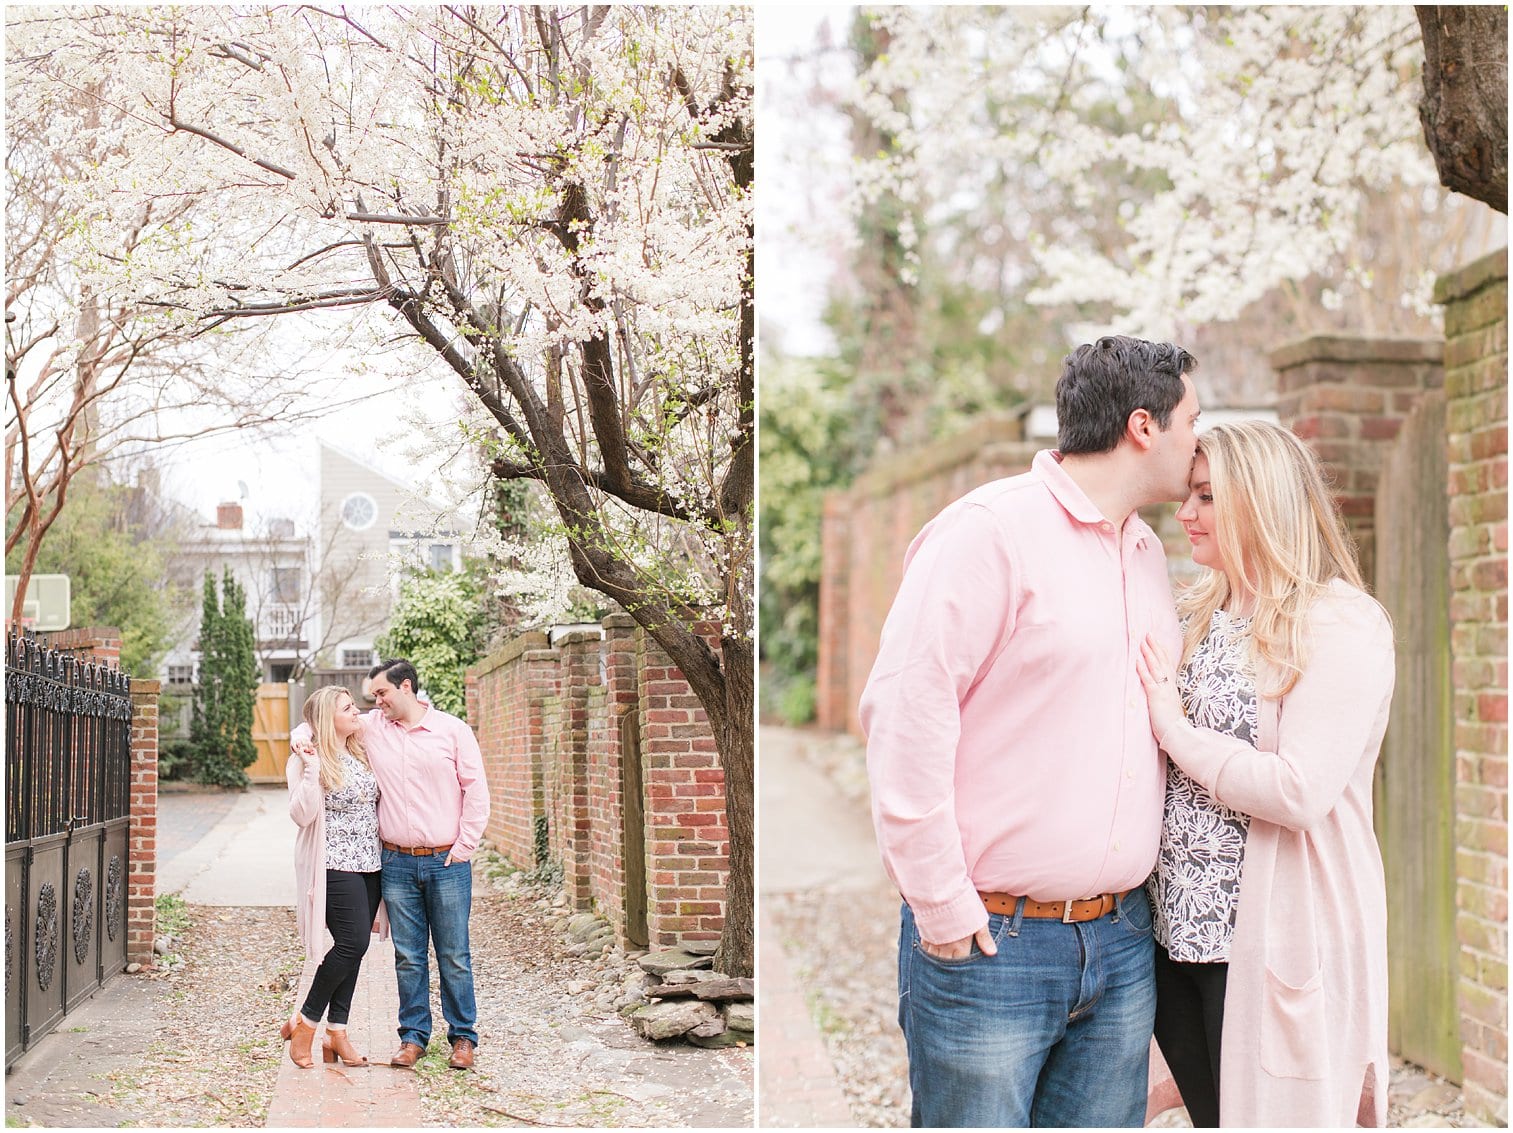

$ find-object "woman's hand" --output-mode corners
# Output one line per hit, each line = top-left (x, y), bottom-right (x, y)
(294, 740), (318, 777)
(1136, 633), (1185, 745)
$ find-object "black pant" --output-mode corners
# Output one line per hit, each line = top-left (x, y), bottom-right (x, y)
(1153, 942), (1229, 1128)
(301, 869), (381, 1026)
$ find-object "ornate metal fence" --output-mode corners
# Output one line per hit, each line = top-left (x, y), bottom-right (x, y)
(5, 631), (133, 1068)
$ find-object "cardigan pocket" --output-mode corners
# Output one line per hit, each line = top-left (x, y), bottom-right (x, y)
(1260, 963), (1327, 1079)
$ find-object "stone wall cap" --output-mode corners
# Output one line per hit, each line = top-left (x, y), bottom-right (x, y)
(1433, 246), (1508, 306)
(851, 411), (1030, 499)
(1270, 335), (1443, 370)
(129, 678), (162, 695)
(601, 613), (637, 629)
(468, 630), (553, 677)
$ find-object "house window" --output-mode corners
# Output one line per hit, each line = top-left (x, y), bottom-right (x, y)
(429, 543), (454, 572)
(341, 648), (374, 669)
(167, 664), (194, 686)
(270, 566), (302, 604)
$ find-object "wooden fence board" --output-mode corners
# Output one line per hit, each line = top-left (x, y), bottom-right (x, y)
(1375, 390), (1461, 1081)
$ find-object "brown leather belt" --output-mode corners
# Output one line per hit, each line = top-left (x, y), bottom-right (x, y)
(383, 840), (453, 857)
(979, 890), (1128, 924)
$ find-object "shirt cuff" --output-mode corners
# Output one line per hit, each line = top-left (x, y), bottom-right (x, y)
(909, 883), (990, 944)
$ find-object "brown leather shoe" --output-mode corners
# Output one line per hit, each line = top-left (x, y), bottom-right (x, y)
(389, 1041), (425, 1068)
(448, 1038), (475, 1070)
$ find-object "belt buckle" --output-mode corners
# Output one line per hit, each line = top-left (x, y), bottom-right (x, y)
(1062, 899), (1078, 924)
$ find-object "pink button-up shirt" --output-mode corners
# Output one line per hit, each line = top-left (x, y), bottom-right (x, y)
(360, 707), (490, 859)
(860, 450), (1182, 943)
(292, 705), (491, 860)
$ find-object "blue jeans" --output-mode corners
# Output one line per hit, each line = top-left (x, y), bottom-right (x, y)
(898, 889), (1156, 1127)
(381, 849), (478, 1049)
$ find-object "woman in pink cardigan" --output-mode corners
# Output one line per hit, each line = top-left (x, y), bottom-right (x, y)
(282, 685), (387, 1069)
(1136, 421), (1393, 1127)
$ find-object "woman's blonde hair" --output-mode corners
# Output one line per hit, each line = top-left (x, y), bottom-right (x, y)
(1177, 420), (1365, 697)
(305, 685), (369, 792)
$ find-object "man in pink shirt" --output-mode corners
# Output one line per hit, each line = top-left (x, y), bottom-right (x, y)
(861, 336), (1199, 1127)
(293, 658), (490, 1070)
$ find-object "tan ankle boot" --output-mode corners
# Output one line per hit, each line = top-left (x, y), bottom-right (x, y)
(323, 1028), (368, 1066)
(288, 1014), (317, 1068)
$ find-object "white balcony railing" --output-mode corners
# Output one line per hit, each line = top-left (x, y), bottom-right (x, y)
(262, 605), (302, 640)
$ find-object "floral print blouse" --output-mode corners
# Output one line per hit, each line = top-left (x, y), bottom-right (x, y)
(323, 749), (381, 873)
(1148, 609), (1258, 963)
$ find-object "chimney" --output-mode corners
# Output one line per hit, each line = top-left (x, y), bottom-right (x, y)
(216, 502), (244, 530)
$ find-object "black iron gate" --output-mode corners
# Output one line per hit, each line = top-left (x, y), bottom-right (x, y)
(5, 632), (133, 1069)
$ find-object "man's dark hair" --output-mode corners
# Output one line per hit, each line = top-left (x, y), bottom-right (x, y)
(1055, 336), (1197, 455)
(368, 658), (420, 695)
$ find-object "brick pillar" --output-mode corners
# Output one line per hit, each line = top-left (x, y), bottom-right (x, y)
(596, 614), (639, 940)
(555, 631), (600, 908)
(639, 626), (726, 948)
(1272, 335), (1444, 587)
(816, 492), (851, 731)
(39, 626), (123, 670)
(127, 679), (159, 966)
(1437, 249), (1509, 1126)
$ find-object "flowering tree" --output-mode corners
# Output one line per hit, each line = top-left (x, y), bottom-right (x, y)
(2, 96), (335, 623)
(851, 5), (1497, 340)
(7, 5), (754, 973)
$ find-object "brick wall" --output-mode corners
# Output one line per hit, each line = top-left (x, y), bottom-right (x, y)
(1437, 249), (1509, 1126)
(127, 679), (159, 965)
(816, 412), (1037, 734)
(466, 614), (728, 950)
(1271, 336), (1445, 584)
(466, 631), (550, 867)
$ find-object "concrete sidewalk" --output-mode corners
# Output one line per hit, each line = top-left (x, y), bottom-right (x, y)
(758, 725), (887, 1127)
(158, 784), (295, 905)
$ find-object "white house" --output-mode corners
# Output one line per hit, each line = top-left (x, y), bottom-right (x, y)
(159, 441), (465, 693)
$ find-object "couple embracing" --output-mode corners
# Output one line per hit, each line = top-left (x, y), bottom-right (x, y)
(863, 336), (1393, 1128)
(280, 659), (491, 1073)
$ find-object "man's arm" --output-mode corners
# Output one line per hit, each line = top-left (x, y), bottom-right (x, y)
(860, 501), (1018, 951)
(445, 719), (490, 865)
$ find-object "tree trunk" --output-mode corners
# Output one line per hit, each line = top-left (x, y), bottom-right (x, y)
(711, 635), (753, 978)
(1415, 5), (1508, 213)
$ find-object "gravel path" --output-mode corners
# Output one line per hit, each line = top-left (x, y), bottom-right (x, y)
(764, 725), (1484, 1129)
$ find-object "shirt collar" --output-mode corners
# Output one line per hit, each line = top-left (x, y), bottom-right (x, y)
(382, 704), (434, 732)
(1032, 449), (1157, 548)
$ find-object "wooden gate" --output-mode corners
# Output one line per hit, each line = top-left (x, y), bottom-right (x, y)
(4, 633), (132, 1069)
(620, 708), (649, 948)
(246, 683), (291, 784)
(1374, 390), (1461, 1080)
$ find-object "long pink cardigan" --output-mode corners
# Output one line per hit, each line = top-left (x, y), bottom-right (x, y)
(287, 753), (389, 962)
(1156, 580), (1393, 1127)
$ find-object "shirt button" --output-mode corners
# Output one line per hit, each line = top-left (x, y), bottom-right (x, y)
(1113, 842), (1122, 852)
(1101, 521), (1114, 532)
(1126, 769), (1135, 780)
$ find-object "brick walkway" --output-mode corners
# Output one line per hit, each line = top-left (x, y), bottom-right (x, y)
(264, 938), (425, 1128)
(757, 905), (856, 1127)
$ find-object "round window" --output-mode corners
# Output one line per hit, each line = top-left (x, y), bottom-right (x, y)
(340, 492), (378, 531)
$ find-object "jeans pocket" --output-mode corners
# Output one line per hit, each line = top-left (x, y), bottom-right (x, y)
(1118, 888), (1154, 936)
(1260, 963), (1327, 1079)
